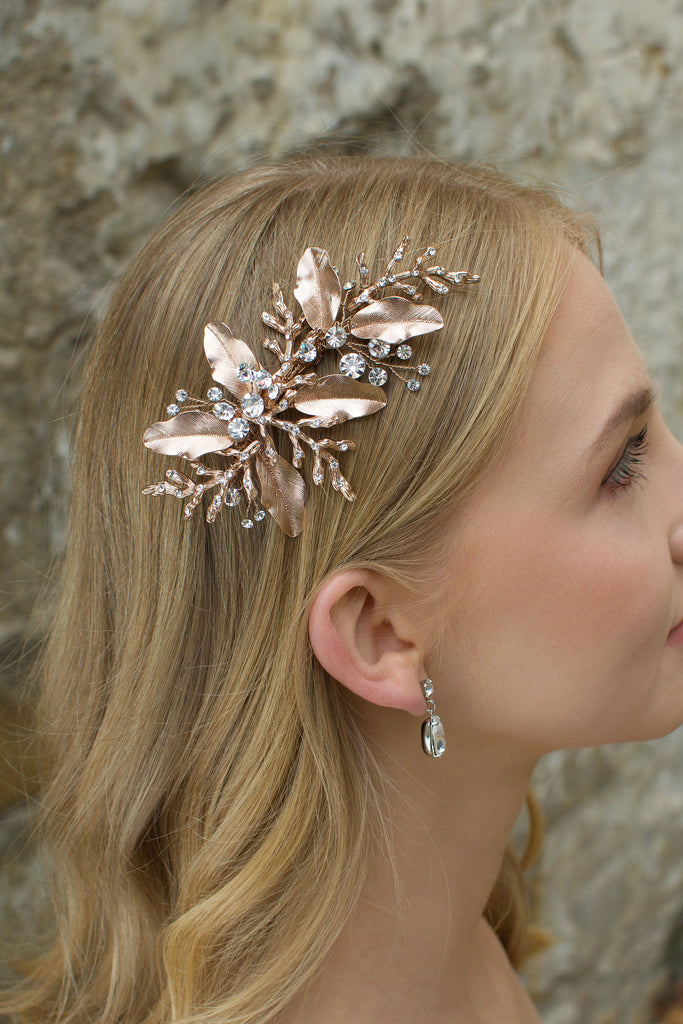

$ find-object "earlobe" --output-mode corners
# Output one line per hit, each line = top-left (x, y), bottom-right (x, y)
(308, 570), (427, 716)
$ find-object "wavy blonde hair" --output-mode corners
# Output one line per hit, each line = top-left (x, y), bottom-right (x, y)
(4, 157), (597, 1023)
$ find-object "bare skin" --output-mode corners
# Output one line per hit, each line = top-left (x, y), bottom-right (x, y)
(285, 253), (683, 1024)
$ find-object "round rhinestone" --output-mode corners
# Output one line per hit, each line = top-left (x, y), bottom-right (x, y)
(368, 367), (388, 387)
(241, 518), (254, 529)
(387, 274), (396, 283)
(339, 442), (349, 451)
(325, 325), (347, 349)
(237, 363), (256, 383)
(397, 344), (412, 360)
(339, 353), (366, 379)
(253, 369), (273, 389)
(267, 384), (279, 400)
(298, 341), (317, 362)
(223, 488), (240, 506)
(213, 402), (234, 421)
(406, 379), (421, 392)
(175, 389), (188, 402)
(368, 339), (390, 359)
(228, 417), (250, 440)
(155, 484), (165, 495)
(358, 290), (371, 302)
(426, 247), (436, 256)
(241, 393), (265, 418)
(310, 418), (322, 428)
(417, 363), (431, 376)
(254, 509), (266, 522)
(207, 386), (223, 401)
(166, 403), (180, 417)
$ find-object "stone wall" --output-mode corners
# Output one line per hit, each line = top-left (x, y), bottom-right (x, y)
(2, 1), (683, 1022)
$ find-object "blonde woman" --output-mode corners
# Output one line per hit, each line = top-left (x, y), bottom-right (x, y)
(4, 158), (683, 1024)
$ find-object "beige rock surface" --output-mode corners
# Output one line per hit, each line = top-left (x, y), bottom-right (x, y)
(2, 2), (682, 1022)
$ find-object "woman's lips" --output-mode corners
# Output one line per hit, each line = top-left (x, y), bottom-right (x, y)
(666, 619), (683, 646)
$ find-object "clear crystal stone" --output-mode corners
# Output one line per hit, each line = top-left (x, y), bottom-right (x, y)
(291, 426), (301, 436)
(282, 361), (291, 372)
(211, 496), (222, 509)
(426, 246), (436, 256)
(277, 400), (288, 411)
(313, 466), (323, 485)
(387, 274), (396, 283)
(339, 352), (366, 379)
(310, 418), (322, 428)
(213, 401), (234, 420)
(435, 284), (448, 294)
(253, 369), (273, 389)
(378, 277), (387, 287)
(228, 417), (250, 440)
(343, 280), (356, 290)
(421, 714), (446, 757)
(254, 509), (266, 522)
(241, 518), (254, 529)
(239, 452), (250, 462)
(325, 325), (347, 348)
(242, 393), (265, 418)
(406, 379), (421, 392)
(166, 404), (180, 417)
(358, 290), (370, 302)
(175, 389), (188, 402)
(207, 386), (223, 401)
(418, 363), (431, 376)
(268, 384), (279, 399)
(224, 488), (240, 506)
(329, 458), (339, 469)
(174, 488), (183, 498)
(155, 484), (165, 495)
(298, 340), (317, 362)
(339, 441), (348, 451)
(368, 367), (388, 387)
(237, 363), (256, 383)
(368, 339), (390, 359)
(397, 344), (412, 360)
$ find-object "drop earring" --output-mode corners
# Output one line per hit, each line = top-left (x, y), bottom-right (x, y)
(421, 678), (446, 757)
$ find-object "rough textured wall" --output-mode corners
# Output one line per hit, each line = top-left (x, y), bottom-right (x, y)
(2, 1), (682, 1023)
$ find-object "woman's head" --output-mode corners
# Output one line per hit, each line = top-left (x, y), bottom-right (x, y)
(21, 158), (608, 1022)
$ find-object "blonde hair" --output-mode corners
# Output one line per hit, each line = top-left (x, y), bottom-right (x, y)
(5, 157), (597, 1023)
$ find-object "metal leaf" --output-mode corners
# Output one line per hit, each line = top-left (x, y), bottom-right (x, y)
(348, 296), (443, 344)
(203, 322), (261, 399)
(293, 375), (386, 425)
(143, 411), (235, 460)
(256, 453), (306, 538)
(293, 248), (341, 331)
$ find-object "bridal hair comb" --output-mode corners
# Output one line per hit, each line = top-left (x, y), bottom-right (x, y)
(142, 238), (479, 537)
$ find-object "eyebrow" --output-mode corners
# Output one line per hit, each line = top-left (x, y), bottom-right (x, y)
(589, 384), (657, 458)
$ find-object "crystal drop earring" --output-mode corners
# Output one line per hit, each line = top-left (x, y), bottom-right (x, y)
(421, 678), (446, 757)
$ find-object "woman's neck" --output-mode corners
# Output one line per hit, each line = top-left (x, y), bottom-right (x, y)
(280, 726), (542, 1024)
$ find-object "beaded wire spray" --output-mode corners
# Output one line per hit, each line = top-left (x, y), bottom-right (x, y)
(142, 238), (479, 537)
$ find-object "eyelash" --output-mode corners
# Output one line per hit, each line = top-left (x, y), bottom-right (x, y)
(603, 425), (649, 494)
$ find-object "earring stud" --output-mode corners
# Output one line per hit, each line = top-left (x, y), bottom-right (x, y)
(421, 678), (446, 757)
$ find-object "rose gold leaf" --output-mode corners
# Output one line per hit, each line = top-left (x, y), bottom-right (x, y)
(293, 248), (341, 331)
(204, 322), (261, 399)
(143, 411), (235, 460)
(348, 296), (443, 344)
(256, 453), (306, 538)
(293, 375), (386, 424)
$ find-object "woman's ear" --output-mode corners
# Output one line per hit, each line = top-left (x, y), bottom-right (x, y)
(308, 570), (426, 716)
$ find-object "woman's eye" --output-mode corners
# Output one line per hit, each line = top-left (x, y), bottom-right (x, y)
(602, 424), (649, 494)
